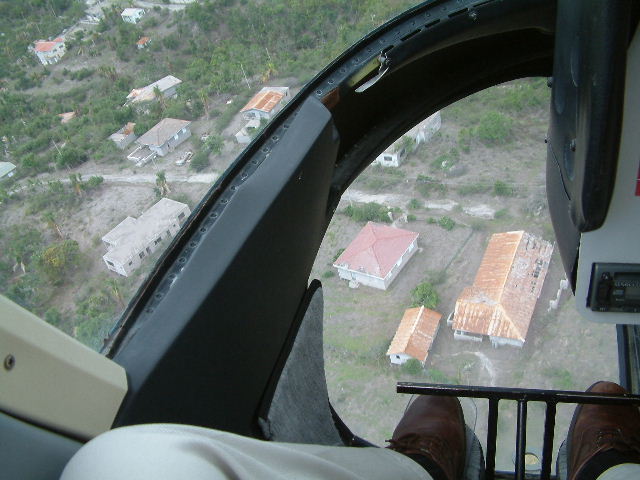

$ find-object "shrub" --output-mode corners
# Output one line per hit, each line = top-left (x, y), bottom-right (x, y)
(410, 281), (439, 309)
(190, 151), (209, 171)
(456, 183), (491, 196)
(342, 202), (390, 223)
(494, 208), (509, 219)
(476, 111), (513, 146)
(407, 198), (422, 210)
(332, 248), (345, 262)
(494, 180), (515, 197)
(322, 270), (335, 279)
(416, 175), (447, 198)
(401, 358), (423, 375)
(427, 368), (449, 383)
(438, 216), (455, 231)
(407, 214), (416, 222)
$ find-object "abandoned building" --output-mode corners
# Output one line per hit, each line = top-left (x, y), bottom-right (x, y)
(240, 87), (290, 120)
(32, 38), (66, 65)
(102, 198), (190, 277)
(450, 231), (554, 347)
(387, 306), (442, 365)
(125, 75), (182, 106)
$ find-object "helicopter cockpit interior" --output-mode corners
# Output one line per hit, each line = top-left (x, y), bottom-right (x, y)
(2, 0), (640, 479)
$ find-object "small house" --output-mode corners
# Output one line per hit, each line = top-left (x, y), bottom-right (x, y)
(125, 75), (182, 106)
(235, 118), (261, 144)
(451, 231), (553, 347)
(102, 198), (190, 277)
(32, 38), (66, 65)
(0, 162), (16, 179)
(372, 111), (442, 168)
(240, 87), (290, 121)
(333, 222), (419, 290)
(121, 8), (145, 24)
(109, 122), (137, 149)
(135, 118), (191, 157)
(58, 112), (76, 124)
(136, 36), (151, 49)
(387, 306), (442, 365)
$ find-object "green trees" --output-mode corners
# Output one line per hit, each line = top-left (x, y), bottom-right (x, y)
(33, 239), (80, 284)
(343, 202), (391, 223)
(410, 281), (439, 309)
(190, 151), (210, 171)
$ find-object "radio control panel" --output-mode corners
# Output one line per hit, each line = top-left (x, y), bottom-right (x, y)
(589, 263), (640, 312)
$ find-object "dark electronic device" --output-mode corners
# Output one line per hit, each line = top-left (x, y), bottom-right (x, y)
(589, 263), (640, 312)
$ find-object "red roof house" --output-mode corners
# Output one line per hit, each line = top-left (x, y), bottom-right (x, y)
(333, 222), (419, 290)
(241, 87), (290, 120)
(33, 38), (65, 65)
(387, 306), (442, 365)
(451, 231), (553, 347)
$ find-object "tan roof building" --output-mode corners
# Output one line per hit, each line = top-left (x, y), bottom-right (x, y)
(387, 306), (442, 365)
(452, 231), (553, 347)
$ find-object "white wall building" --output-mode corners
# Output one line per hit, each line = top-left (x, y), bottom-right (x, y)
(333, 222), (419, 290)
(109, 122), (137, 149)
(121, 8), (145, 24)
(240, 87), (290, 121)
(235, 118), (261, 144)
(32, 38), (66, 65)
(135, 118), (191, 157)
(387, 306), (442, 365)
(372, 111), (442, 167)
(125, 75), (182, 106)
(102, 198), (190, 277)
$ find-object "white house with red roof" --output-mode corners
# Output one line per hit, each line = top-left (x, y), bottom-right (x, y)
(333, 222), (419, 290)
(32, 38), (66, 65)
(241, 87), (290, 120)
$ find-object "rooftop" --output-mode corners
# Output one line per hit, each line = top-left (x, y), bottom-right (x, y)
(126, 75), (182, 104)
(387, 306), (442, 363)
(34, 38), (64, 52)
(137, 118), (191, 147)
(58, 112), (76, 123)
(122, 7), (144, 15)
(0, 162), (16, 178)
(136, 36), (151, 45)
(241, 87), (289, 113)
(452, 231), (554, 342)
(103, 198), (189, 264)
(333, 222), (419, 279)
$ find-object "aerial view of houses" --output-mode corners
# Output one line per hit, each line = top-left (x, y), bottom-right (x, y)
(0, 1), (618, 465)
(450, 231), (554, 347)
(333, 222), (419, 290)
(102, 198), (190, 277)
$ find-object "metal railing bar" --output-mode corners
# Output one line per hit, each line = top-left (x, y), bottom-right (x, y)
(515, 400), (528, 480)
(540, 402), (557, 480)
(486, 398), (499, 480)
(397, 382), (640, 405)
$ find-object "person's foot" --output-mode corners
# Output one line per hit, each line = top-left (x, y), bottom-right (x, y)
(386, 395), (466, 480)
(567, 381), (640, 480)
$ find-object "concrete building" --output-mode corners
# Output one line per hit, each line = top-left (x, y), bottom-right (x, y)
(240, 87), (290, 121)
(372, 111), (441, 167)
(0, 162), (16, 179)
(102, 198), (190, 277)
(136, 36), (151, 49)
(121, 8), (145, 24)
(451, 231), (553, 347)
(235, 118), (261, 144)
(58, 112), (76, 124)
(125, 75), (182, 106)
(109, 122), (137, 149)
(134, 118), (191, 157)
(333, 222), (419, 290)
(32, 38), (66, 65)
(387, 306), (442, 365)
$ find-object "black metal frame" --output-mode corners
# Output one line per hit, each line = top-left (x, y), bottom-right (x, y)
(397, 382), (640, 480)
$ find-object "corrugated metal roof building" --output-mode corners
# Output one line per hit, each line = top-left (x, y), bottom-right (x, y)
(387, 306), (442, 365)
(451, 231), (553, 347)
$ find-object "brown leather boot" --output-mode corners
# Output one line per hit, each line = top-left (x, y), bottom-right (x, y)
(567, 381), (640, 480)
(386, 395), (466, 480)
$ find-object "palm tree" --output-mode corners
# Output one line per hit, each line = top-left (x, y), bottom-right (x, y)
(106, 279), (125, 308)
(42, 211), (64, 239)
(69, 173), (83, 196)
(156, 171), (171, 196)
